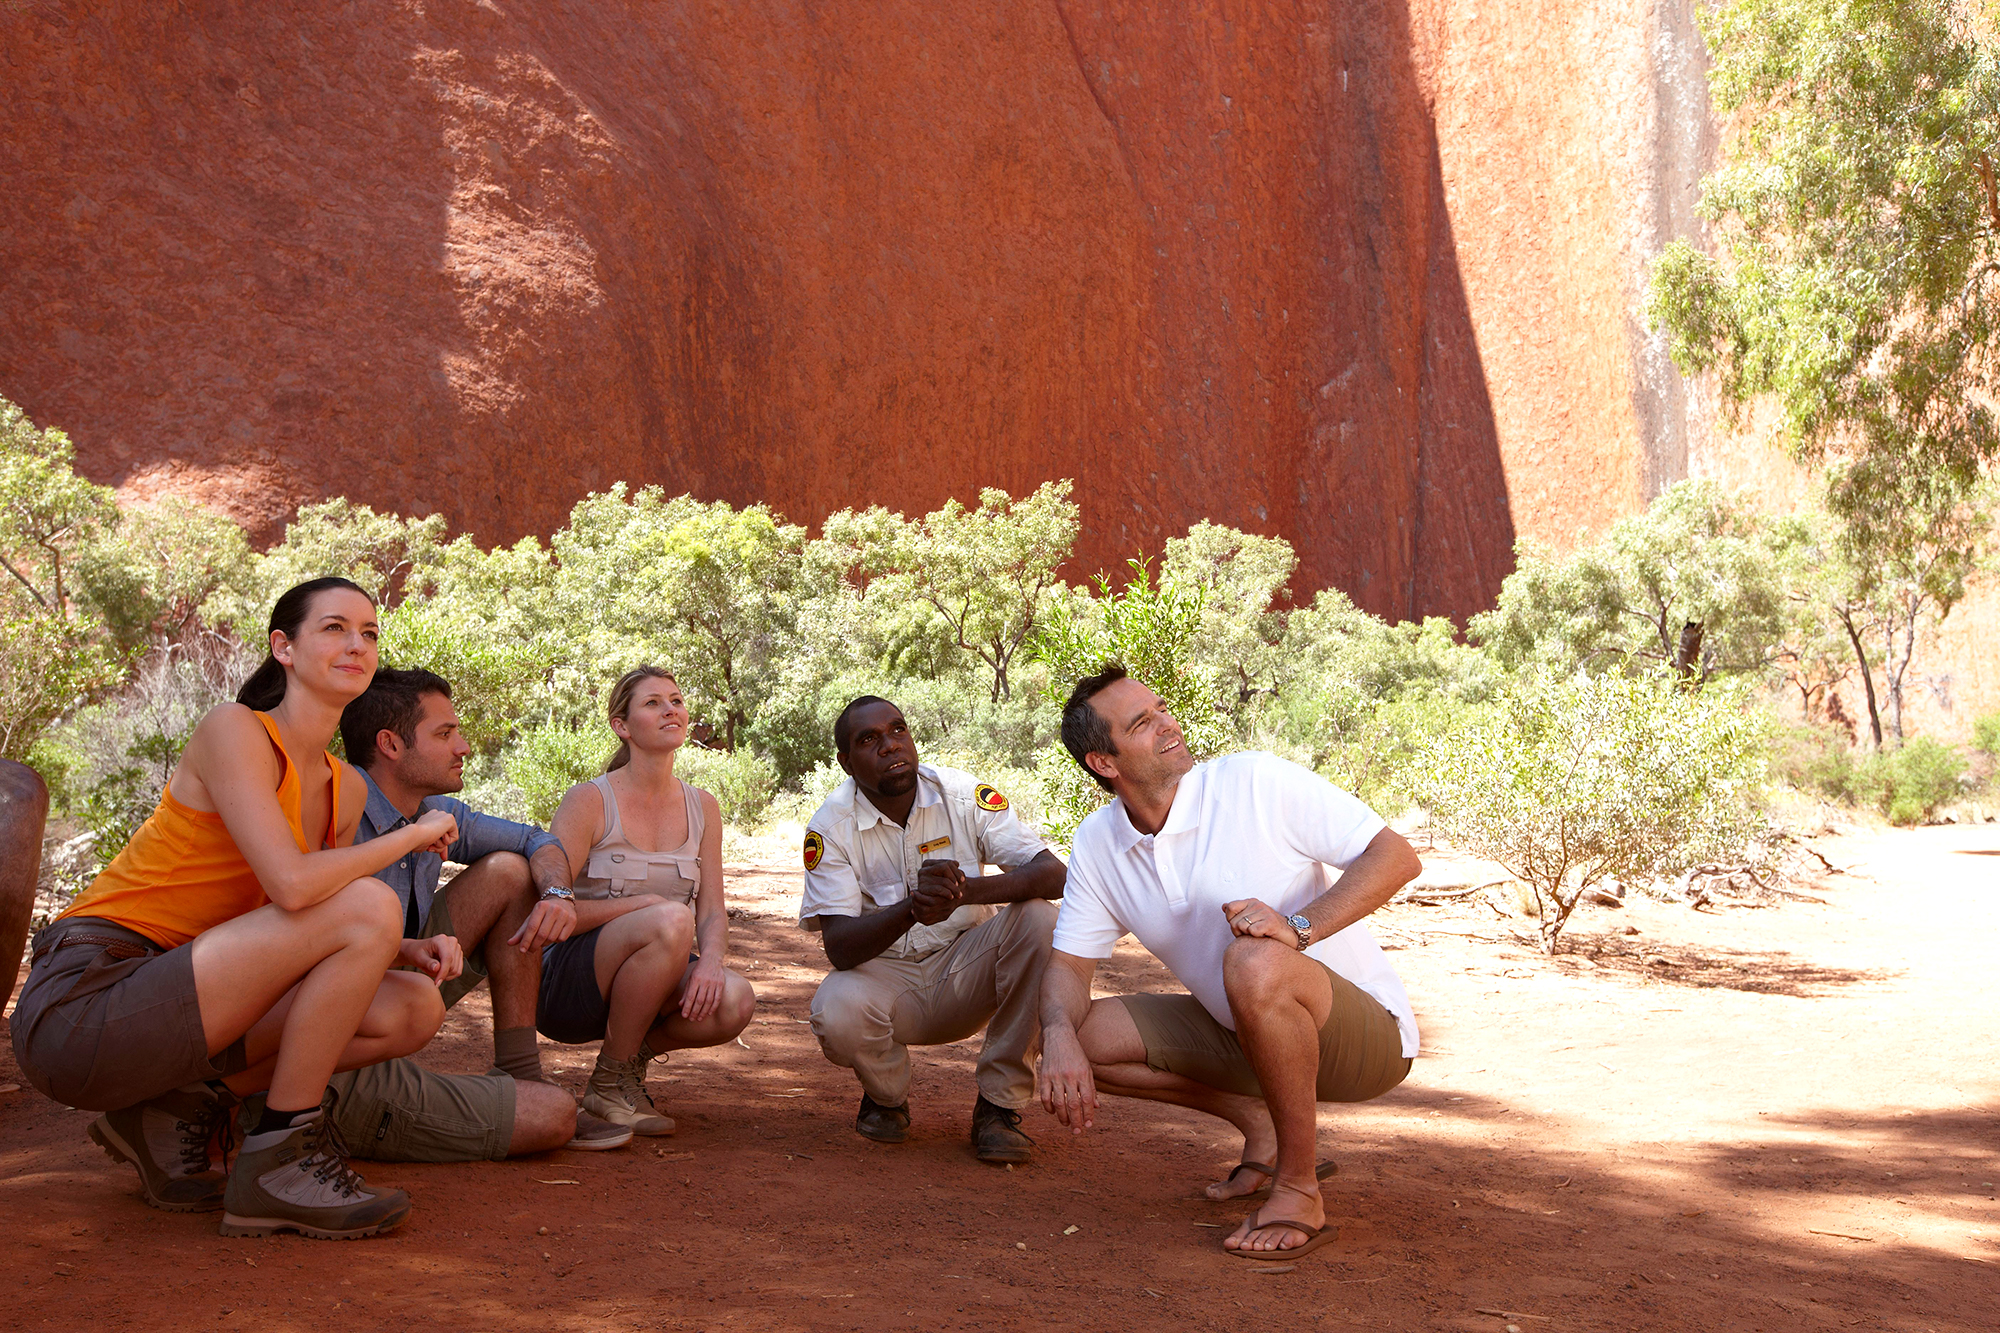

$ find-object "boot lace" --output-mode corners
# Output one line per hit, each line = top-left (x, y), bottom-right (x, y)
(180, 1092), (236, 1174)
(619, 1057), (661, 1113)
(297, 1114), (370, 1200)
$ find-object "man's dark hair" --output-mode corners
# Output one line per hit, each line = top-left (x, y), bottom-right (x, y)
(1061, 661), (1130, 792)
(340, 667), (453, 771)
(833, 695), (896, 756)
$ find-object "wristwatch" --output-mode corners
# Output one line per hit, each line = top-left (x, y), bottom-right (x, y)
(539, 886), (576, 903)
(1285, 913), (1314, 951)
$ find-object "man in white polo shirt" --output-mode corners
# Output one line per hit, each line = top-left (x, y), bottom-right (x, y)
(800, 696), (1066, 1162)
(1037, 664), (1423, 1261)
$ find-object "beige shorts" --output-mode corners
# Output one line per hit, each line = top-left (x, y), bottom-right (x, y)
(327, 1059), (515, 1163)
(1117, 960), (1410, 1103)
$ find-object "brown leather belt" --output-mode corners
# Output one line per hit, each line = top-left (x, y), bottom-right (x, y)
(31, 918), (161, 964)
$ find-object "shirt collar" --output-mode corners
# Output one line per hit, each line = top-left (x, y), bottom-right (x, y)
(360, 769), (418, 834)
(849, 765), (941, 832)
(1108, 761), (1207, 852)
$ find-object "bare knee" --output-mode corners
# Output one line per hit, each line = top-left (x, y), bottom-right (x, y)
(1077, 996), (1145, 1065)
(644, 902), (695, 951)
(380, 972), (446, 1053)
(719, 973), (757, 1035)
(330, 876), (404, 941)
(508, 1078), (577, 1156)
(1222, 935), (1295, 1000)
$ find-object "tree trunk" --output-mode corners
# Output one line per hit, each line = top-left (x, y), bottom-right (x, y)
(1672, 621), (1705, 680)
(1836, 608), (1884, 750)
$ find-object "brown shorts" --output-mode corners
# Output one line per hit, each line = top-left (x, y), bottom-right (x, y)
(1117, 960), (1410, 1103)
(420, 890), (488, 1013)
(10, 917), (248, 1112)
(327, 1059), (515, 1163)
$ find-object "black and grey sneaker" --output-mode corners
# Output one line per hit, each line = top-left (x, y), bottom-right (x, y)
(218, 1097), (410, 1239)
(88, 1083), (233, 1212)
(971, 1095), (1034, 1164)
(854, 1093), (911, 1144)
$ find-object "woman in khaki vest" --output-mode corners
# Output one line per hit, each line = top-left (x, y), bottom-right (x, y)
(542, 666), (757, 1133)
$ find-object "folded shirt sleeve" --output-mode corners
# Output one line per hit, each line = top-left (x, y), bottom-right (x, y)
(797, 822), (863, 931)
(1262, 753), (1387, 869)
(1049, 839), (1125, 959)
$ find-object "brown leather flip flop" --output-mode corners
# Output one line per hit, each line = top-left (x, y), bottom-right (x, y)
(1224, 1210), (1340, 1261)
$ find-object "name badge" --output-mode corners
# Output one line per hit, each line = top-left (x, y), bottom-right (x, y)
(917, 835), (952, 856)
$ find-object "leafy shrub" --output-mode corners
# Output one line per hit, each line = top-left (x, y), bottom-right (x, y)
(1410, 672), (1768, 952)
(1973, 712), (2000, 763)
(506, 719), (614, 824)
(676, 745), (779, 828)
(1852, 738), (1967, 826)
(1772, 722), (1857, 803)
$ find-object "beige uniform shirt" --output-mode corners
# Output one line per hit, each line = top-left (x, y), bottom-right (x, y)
(798, 765), (1048, 961)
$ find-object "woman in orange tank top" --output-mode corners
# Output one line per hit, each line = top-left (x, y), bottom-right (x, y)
(12, 577), (463, 1240)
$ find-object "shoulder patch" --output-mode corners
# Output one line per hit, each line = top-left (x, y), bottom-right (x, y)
(803, 830), (825, 872)
(974, 784), (1009, 812)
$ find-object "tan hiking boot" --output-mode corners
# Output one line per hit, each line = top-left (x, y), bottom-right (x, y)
(218, 1099), (410, 1239)
(88, 1083), (232, 1212)
(582, 1055), (674, 1136)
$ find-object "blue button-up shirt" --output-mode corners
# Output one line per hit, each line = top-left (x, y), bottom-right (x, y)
(353, 770), (564, 938)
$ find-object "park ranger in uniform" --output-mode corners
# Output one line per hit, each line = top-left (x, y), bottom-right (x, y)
(799, 695), (1066, 1162)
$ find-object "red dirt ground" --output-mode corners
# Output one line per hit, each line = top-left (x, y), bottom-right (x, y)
(4, 823), (1995, 1332)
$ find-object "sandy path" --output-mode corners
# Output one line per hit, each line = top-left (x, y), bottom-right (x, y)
(2, 823), (1994, 1331)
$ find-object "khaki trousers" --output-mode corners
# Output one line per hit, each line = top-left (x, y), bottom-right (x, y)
(810, 898), (1056, 1110)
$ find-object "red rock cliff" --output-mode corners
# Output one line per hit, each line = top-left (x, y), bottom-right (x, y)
(3, 0), (1721, 621)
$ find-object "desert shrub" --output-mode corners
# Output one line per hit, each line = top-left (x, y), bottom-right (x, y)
(1772, 721), (1857, 803)
(676, 745), (779, 828)
(1410, 672), (1768, 952)
(1973, 712), (2000, 763)
(506, 719), (615, 824)
(1852, 737), (1967, 826)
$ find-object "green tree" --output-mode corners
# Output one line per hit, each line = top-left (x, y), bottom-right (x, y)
(1471, 481), (1792, 682)
(210, 498), (448, 631)
(1647, 0), (1997, 577)
(75, 498), (255, 654)
(884, 481), (1080, 703)
(1163, 521), (1300, 714)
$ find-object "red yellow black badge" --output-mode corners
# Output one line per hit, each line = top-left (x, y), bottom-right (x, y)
(803, 830), (825, 872)
(975, 785), (1009, 812)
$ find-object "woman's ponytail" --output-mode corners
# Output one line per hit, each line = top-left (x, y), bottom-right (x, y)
(235, 576), (374, 712)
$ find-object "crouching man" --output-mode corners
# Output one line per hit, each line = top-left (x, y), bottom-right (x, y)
(334, 667), (629, 1154)
(1037, 665), (1423, 1260)
(801, 696), (1065, 1162)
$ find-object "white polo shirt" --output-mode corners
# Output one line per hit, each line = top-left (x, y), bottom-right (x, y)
(1055, 751), (1419, 1057)
(799, 764), (1049, 961)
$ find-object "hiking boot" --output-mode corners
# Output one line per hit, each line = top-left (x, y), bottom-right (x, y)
(971, 1095), (1034, 1164)
(854, 1092), (911, 1144)
(582, 1055), (674, 1136)
(566, 1107), (635, 1152)
(218, 1098), (410, 1239)
(88, 1083), (233, 1212)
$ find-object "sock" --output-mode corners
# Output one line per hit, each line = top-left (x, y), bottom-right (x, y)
(253, 1103), (315, 1137)
(493, 1026), (545, 1083)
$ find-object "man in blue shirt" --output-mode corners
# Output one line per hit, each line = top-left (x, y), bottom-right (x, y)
(333, 667), (629, 1156)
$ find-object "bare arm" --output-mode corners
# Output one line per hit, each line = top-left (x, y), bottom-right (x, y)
(954, 849), (1066, 906)
(1036, 949), (1101, 1132)
(177, 704), (454, 911)
(820, 899), (921, 971)
(1222, 826), (1423, 949)
(679, 790), (731, 1021)
(505, 843), (581, 952)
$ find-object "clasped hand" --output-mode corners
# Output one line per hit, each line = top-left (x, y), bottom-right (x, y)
(1220, 897), (1301, 948)
(910, 857), (965, 925)
(398, 932), (464, 985)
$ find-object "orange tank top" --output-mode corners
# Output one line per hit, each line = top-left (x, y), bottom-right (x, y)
(59, 711), (347, 949)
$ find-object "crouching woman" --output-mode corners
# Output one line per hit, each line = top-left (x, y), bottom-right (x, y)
(11, 577), (457, 1240)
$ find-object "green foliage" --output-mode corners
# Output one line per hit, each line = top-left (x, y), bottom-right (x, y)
(1030, 560), (1225, 844)
(1646, 0), (2000, 539)
(210, 498), (448, 629)
(1852, 736), (1968, 824)
(1410, 673), (1768, 952)
(506, 720), (614, 825)
(1974, 710), (2000, 760)
(1164, 521), (1300, 718)
(73, 499), (255, 654)
(1772, 722), (1860, 803)
(1471, 481), (1792, 680)
(676, 745), (779, 828)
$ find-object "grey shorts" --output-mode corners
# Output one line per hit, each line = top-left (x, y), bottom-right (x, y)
(1117, 959), (1410, 1103)
(419, 889), (488, 1013)
(327, 1059), (515, 1163)
(10, 917), (249, 1112)
(537, 927), (610, 1044)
